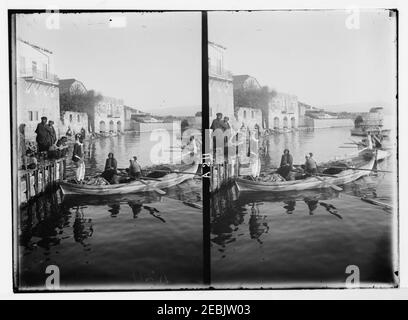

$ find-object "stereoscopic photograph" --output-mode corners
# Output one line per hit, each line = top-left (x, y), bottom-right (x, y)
(10, 8), (399, 292)
(11, 11), (203, 290)
(208, 10), (398, 288)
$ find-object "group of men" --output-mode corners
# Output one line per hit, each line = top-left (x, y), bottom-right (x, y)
(210, 112), (231, 131)
(277, 149), (318, 180)
(35, 116), (58, 153)
(99, 153), (142, 184)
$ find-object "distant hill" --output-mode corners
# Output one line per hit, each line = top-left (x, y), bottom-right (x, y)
(321, 102), (395, 115)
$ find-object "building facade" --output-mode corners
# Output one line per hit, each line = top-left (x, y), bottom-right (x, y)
(60, 111), (89, 137)
(233, 75), (261, 91)
(236, 107), (263, 129)
(268, 92), (299, 130)
(59, 78), (87, 95)
(94, 96), (125, 133)
(16, 38), (60, 140)
(208, 41), (234, 122)
(123, 106), (148, 131)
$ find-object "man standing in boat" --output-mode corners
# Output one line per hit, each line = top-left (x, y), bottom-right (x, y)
(72, 134), (85, 183)
(277, 149), (293, 180)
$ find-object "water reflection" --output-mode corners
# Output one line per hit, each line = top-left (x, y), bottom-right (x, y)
(211, 185), (341, 249)
(19, 185), (203, 288)
(72, 207), (93, 246)
(283, 200), (296, 214)
(248, 206), (269, 244)
(20, 192), (158, 253)
(211, 127), (396, 286)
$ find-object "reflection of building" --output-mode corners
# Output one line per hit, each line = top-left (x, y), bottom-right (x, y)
(268, 92), (298, 130)
(209, 41), (234, 121)
(94, 96), (125, 133)
(16, 38), (60, 140)
(236, 107), (262, 129)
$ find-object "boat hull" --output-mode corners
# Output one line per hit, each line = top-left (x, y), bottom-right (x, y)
(235, 158), (375, 192)
(60, 163), (199, 195)
(351, 128), (390, 137)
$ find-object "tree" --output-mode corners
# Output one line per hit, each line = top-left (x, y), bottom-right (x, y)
(233, 86), (276, 128)
(60, 89), (103, 132)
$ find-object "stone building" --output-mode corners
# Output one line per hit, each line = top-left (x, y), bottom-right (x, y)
(233, 75), (261, 91)
(94, 96), (125, 133)
(208, 41), (234, 122)
(236, 107), (263, 130)
(16, 38), (60, 140)
(60, 111), (89, 137)
(268, 92), (299, 130)
(59, 78), (87, 95)
(58, 78), (89, 135)
(123, 106), (150, 131)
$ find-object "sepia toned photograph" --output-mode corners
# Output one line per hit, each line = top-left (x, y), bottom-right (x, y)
(208, 10), (398, 288)
(11, 11), (203, 291)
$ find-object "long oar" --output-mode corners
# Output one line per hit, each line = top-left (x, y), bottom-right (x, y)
(314, 175), (343, 191)
(139, 179), (166, 195)
(328, 166), (392, 174)
(145, 169), (201, 176)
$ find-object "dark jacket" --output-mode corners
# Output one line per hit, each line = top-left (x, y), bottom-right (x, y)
(72, 142), (84, 161)
(35, 123), (50, 146)
(280, 154), (293, 168)
(105, 158), (117, 171)
(211, 118), (224, 131)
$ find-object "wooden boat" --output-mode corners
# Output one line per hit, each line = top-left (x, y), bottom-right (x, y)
(60, 162), (199, 195)
(350, 127), (390, 137)
(235, 156), (375, 193)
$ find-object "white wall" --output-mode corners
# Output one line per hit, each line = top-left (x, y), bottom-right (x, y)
(236, 107), (262, 129)
(94, 96), (125, 133)
(60, 111), (88, 136)
(16, 40), (60, 141)
(311, 118), (354, 129)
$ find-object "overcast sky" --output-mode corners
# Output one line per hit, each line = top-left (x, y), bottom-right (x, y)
(209, 10), (397, 113)
(16, 12), (201, 116)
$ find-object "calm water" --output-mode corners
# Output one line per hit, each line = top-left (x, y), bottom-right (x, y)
(18, 132), (203, 290)
(211, 127), (398, 288)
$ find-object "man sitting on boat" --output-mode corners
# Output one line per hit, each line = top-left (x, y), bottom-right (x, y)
(128, 156), (142, 180)
(277, 149), (294, 180)
(304, 153), (318, 176)
(102, 152), (119, 183)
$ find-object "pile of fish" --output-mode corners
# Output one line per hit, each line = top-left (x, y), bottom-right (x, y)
(256, 173), (285, 182)
(84, 176), (110, 185)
